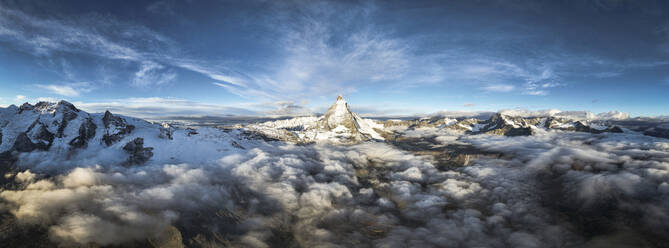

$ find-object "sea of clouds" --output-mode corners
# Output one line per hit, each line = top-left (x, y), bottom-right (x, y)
(1, 129), (668, 247)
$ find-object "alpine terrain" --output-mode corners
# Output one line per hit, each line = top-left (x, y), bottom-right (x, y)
(0, 97), (668, 247)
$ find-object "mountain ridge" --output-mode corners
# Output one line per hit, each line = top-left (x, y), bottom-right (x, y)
(0, 97), (666, 162)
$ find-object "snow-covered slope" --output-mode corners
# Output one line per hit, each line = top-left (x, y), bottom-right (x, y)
(0, 99), (653, 170)
(0, 101), (258, 170)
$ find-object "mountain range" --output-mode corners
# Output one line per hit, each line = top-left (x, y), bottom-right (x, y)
(1, 96), (669, 247)
(1, 96), (667, 169)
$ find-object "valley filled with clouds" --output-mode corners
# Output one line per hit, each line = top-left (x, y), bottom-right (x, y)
(1, 100), (668, 247)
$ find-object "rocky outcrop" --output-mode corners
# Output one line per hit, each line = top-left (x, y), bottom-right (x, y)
(230, 141), (245, 149)
(102, 111), (135, 146)
(159, 123), (174, 140)
(17, 103), (33, 114)
(11, 127), (54, 153)
(54, 101), (80, 138)
(22, 122), (54, 151)
(186, 128), (198, 136)
(68, 118), (97, 149)
(102, 110), (121, 128)
(12, 133), (40, 153)
(123, 138), (153, 165)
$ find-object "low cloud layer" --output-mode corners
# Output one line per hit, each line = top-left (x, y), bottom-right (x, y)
(1, 128), (668, 247)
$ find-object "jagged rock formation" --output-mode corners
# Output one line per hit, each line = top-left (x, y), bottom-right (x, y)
(123, 137), (154, 165)
(68, 117), (96, 148)
(186, 128), (198, 136)
(160, 123), (174, 140)
(102, 110), (135, 146)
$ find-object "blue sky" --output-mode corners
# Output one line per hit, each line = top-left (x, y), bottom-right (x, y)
(0, 0), (668, 117)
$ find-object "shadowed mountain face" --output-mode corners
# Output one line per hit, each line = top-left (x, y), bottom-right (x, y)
(1, 98), (669, 248)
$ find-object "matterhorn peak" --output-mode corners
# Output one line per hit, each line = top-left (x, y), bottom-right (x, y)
(320, 95), (359, 132)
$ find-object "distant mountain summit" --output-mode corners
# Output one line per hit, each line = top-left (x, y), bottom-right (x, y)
(248, 95), (385, 143)
(246, 96), (641, 144)
(319, 95), (358, 132)
(384, 111), (625, 137)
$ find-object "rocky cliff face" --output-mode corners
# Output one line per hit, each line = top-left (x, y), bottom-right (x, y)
(102, 110), (135, 146)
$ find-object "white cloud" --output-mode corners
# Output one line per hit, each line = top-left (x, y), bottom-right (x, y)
(15, 95), (26, 101)
(0, 7), (143, 60)
(132, 61), (176, 87)
(178, 62), (247, 87)
(36, 83), (92, 97)
(36, 97), (61, 102)
(73, 97), (256, 118)
(483, 84), (515, 92)
(36, 84), (79, 97)
(522, 79), (564, 96)
(523, 90), (547, 96)
(71, 97), (315, 118)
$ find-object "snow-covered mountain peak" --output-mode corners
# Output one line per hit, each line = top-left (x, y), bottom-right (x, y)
(248, 96), (385, 143)
(498, 108), (630, 121)
(17, 100), (79, 115)
(320, 95), (357, 131)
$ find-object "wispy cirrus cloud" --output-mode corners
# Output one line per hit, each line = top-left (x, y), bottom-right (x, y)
(523, 81), (564, 96)
(36, 82), (93, 97)
(73, 97), (256, 118)
(0, 6), (146, 60)
(1, 0), (667, 109)
(0, 4), (215, 90)
(201, 2), (422, 100)
(71, 97), (318, 118)
(132, 61), (177, 87)
(0, 1), (583, 102)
